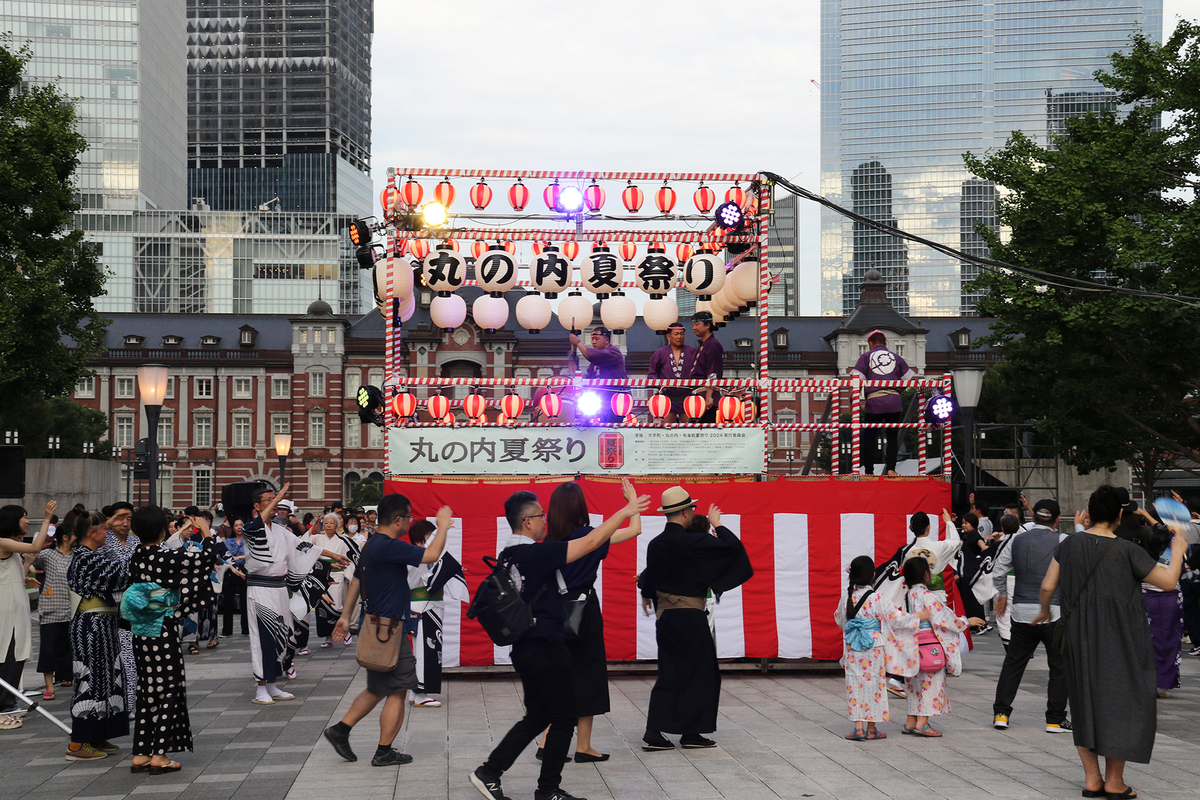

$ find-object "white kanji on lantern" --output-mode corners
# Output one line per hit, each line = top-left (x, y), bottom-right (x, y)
(683, 253), (726, 300)
(530, 246), (573, 298)
(634, 251), (677, 299)
(580, 247), (622, 299)
(475, 245), (517, 296)
(422, 247), (466, 294)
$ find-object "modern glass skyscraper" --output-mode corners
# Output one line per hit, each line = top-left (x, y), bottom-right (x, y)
(820, 0), (1162, 317)
(185, 0), (373, 216)
(769, 193), (801, 316)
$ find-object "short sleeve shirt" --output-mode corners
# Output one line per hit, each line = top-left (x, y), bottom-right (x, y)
(359, 533), (426, 619)
(501, 541), (569, 642)
(691, 336), (724, 381)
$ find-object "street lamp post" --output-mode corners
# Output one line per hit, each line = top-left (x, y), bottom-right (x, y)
(47, 436), (60, 458)
(951, 367), (985, 493)
(274, 433), (292, 489)
(137, 365), (170, 507)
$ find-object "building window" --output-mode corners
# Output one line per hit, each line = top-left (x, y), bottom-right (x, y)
(734, 338), (752, 348)
(368, 424), (385, 448)
(162, 335), (182, 347)
(233, 377), (252, 398)
(240, 329), (254, 345)
(233, 414), (252, 447)
(309, 371), (326, 397)
(308, 466), (325, 500)
(774, 331), (789, 349)
(123, 334), (144, 347)
(157, 416), (173, 446)
(200, 335), (220, 347)
(272, 414), (290, 435)
(194, 415), (213, 447)
(115, 414), (134, 449)
(857, 343), (869, 356)
(345, 370), (361, 399)
(777, 390), (796, 401)
(309, 413), (325, 447)
(272, 377), (289, 399)
(194, 468), (212, 507)
(367, 368), (383, 387)
(75, 376), (95, 398)
(345, 416), (361, 448)
(194, 377), (213, 398)
(115, 376), (134, 398)
(164, 377), (174, 399)
(776, 414), (796, 449)
(300, 330), (308, 344)
(895, 342), (906, 358)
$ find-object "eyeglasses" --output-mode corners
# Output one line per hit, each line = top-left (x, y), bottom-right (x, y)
(523, 513), (547, 521)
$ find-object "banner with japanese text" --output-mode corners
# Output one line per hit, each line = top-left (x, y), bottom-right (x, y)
(387, 426), (765, 476)
(383, 476), (953, 666)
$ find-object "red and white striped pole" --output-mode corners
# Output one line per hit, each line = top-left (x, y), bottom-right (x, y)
(757, 175), (771, 472)
(941, 373), (953, 475)
(831, 391), (841, 475)
(850, 378), (862, 475)
(918, 424), (927, 475)
(384, 171), (396, 436)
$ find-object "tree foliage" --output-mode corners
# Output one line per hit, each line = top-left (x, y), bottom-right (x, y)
(0, 40), (107, 400)
(0, 395), (111, 459)
(964, 23), (1200, 489)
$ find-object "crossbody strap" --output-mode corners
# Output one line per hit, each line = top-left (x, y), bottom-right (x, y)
(1060, 536), (1118, 623)
(849, 589), (873, 619)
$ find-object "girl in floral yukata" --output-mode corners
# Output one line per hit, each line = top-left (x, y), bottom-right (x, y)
(835, 555), (927, 740)
(901, 557), (967, 737)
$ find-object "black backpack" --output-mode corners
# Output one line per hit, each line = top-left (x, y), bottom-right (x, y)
(466, 552), (546, 646)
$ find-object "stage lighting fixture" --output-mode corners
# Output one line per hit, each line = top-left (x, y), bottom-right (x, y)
(356, 384), (385, 426)
(422, 201), (449, 227)
(557, 186), (585, 213)
(577, 391), (603, 417)
(714, 201), (744, 230)
(355, 244), (378, 270)
(924, 394), (956, 425)
(349, 219), (371, 247)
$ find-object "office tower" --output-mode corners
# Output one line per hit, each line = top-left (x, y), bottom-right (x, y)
(768, 194), (801, 316)
(186, 0), (373, 216)
(820, 0), (1161, 317)
(7, 1), (187, 211)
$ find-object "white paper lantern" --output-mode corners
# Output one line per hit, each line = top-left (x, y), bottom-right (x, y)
(720, 279), (744, 315)
(643, 295), (678, 334)
(683, 253), (726, 300)
(557, 291), (594, 334)
(634, 249), (677, 299)
(472, 294), (509, 332)
(394, 255), (414, 300)
(580, 246), (622, 299)
(731, 261), (761, 305)
(711, 284), (737, 317)
(399, 291), (417, 322)
(475, 245), (518, 296)
(515, 293), (552, 334)
(430, 293), (467, 330)
(530, 245), (573, 298)
(422, 246), (467, 295)
(599, 291), (636, 334)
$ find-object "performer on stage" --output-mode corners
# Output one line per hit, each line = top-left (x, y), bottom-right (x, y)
(638, 486), (752, 751)
(689, 312), (723, 422)
(850, 329), (916, 476)
(405, 519), (467, 708)
(569, 326), (627, 423)
(647, 322), (698, 424)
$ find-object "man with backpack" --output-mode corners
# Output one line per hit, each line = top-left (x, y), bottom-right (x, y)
(470, 481), (649, 800)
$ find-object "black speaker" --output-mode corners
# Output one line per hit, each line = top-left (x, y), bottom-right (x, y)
(221, 480), (273, 524)
(0, 446), (25, 498)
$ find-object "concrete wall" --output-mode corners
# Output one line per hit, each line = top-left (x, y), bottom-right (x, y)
(0, 459), (121, 518)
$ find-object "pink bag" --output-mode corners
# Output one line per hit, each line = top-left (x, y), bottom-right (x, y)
(916, 628), (945, 672)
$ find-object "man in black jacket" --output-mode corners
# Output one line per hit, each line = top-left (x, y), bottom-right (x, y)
(639, 486), (752, 751)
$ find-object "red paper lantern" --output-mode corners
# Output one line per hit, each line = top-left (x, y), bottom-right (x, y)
(694, 183), (716, 213)
(379, 188), (392, 214)
(584, 182), (605, 212)
(435, 178), (455, 208)
(648, 393), (671, 420)
(394, 238), (409, 258)
(471, 239), (488, 261)
(726, 183), (747, 210)
(508, 180), (529, 211)
(532, 241), (548, 256)
(743, 399), (758, 422)
(427, 394), (449, 420)
(463, 393), (487, 420)
(502, 240), (516, 255)
(655, 183), (677, 214)
(469, 179), (492, 210)
(494, 411), (509, 426)
(610, 392), (634, 418)
(538, 392), (562, 419)
(562, 241), (579, 260)
(543, 180), (562, 212)
(392, 392), (417, 419)
(441, 412), (455, 426)
(501, 393), (525, 419)
(683, 395), (706, 420)
(623, 413), (637, 426)
(400, 178), (423, 208)
(719, 395), (744, 423)
(619, 242), (637, 262)
(676, 243), (694, 263)
(442, 239), (459, 251)
(410, 239), (430, 260)
(621, 181), (644, 213)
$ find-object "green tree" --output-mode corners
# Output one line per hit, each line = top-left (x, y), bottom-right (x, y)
(347, 478), (382, 509)
(0, 395), (111, 459)
(0, 40), (107, 400)
(964, 23), (1200, 492)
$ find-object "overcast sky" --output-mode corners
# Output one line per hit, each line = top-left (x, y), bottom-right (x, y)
(370, 1), (1198, 316)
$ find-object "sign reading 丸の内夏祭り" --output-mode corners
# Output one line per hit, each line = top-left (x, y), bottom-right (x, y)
(386, 426), (765, 476)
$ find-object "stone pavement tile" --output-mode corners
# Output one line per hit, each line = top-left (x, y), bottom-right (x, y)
(129, 783), (190, 794)
(191, 773), (248, 783)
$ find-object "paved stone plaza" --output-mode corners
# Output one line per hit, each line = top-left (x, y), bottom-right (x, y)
(3, 624), (1199, 800)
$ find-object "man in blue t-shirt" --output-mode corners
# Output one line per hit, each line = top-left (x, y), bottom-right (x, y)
(470, 484), (649, 800)
(322, 494), (452, 767)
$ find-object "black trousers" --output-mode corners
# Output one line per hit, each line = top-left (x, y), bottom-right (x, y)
(480, 638), (576, 794)
(862, 411), (902, 473)
(1181, 578), (1200, 645)
(957, 576), (986, 620)
(221, 573), (248, 636)
(992, 619), (1068, 723)
(0, 639), (21, 711)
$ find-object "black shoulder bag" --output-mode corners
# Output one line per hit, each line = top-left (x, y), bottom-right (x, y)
(1052, 536), (1117, 654)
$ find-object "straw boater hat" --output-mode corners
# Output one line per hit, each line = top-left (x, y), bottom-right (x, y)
(658, 486), (696, 514)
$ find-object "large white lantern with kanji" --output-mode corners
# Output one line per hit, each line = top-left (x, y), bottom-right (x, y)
(683, 253), (726, 301)
(530, 245), (573, 298)
(580, 245), (622, 299)
(634, 247), (677, 299)
(422, 245), (467, 295)
(475, 244), (518, 296)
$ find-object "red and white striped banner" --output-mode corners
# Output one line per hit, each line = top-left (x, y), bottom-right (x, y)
(386, 477), (952, 666)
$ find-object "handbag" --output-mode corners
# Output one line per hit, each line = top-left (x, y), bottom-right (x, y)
(556, 570), (590, 640)
(907, 591), (946, 672)
(1052, 535), (1117, 654)
(354, 566), (404, 672)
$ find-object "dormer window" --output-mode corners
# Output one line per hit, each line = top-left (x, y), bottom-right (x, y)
(238, 324), (258, 346)
(200, 335), (221, 347)
(734, 338), (752, 349)
(419, 290), (433, 308)
(952, 327), (972, 350)
(162, 335), (183, 347)
(123, 334), (145, 347)
(772, 327), (790, 350)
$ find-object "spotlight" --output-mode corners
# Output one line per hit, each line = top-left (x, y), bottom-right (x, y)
(349, 219), (372, 247)
(924, 394), (956, 425)
(714, 201), (744, 230)
(577, 391), (603, 417)
(557, 186), (585, 213)
(356, 384), (385, 426)
(422, 201), (449, 227)
(355, 244), (378, 270)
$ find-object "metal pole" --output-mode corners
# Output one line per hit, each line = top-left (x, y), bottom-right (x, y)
(145, 404), (162, 507)
(278, 454), (287, 488)
(962, 406), (976, 492)
(0, 675), (72, 733)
